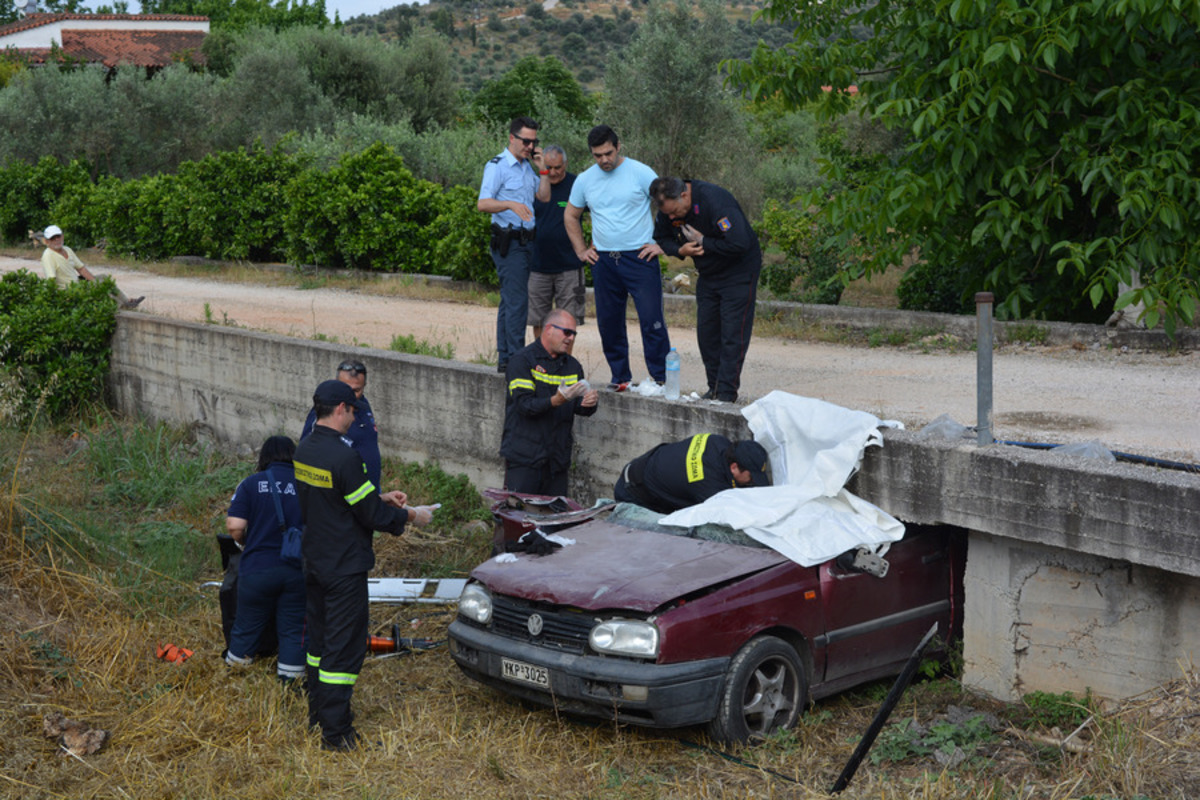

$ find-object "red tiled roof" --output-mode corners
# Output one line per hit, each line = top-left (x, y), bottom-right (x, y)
(0, 13), (208, 36)
(54, 28), (207, 67)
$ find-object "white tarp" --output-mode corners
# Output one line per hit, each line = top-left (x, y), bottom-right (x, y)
(658, 391), (906, 566)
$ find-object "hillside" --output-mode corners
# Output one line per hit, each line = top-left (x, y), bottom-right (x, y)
(342, 0), (796, 92)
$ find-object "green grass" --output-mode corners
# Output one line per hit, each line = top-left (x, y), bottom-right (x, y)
(389, 332), (456, 360)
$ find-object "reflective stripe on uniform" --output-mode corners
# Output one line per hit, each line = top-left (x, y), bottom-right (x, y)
(294, 460), (333, 489)
(686, 434), (710, 483)
(532, 372), (579, 387)
(344, 480), (375, 506)
(508, 378), (534, 394)
(307, 652), (321, 667)
(318, 669), (358, 686)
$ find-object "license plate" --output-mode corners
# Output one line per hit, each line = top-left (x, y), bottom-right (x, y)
(501, 657), (549, 688)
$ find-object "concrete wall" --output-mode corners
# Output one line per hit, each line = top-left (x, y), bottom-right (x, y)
(108, 312), (1200, 702)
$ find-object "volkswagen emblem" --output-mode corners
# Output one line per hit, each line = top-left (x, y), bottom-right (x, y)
(526, 613), (544, 636)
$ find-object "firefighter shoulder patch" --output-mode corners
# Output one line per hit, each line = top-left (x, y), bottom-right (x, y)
(717, 217), (732, 232)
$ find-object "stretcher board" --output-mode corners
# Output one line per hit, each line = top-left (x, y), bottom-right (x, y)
(367, 578), (468, 604)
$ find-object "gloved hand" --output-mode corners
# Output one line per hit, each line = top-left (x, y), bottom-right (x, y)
(680, 224), (703, 244)
(507, 530), (562, 556)
(557, 380), (588, 401)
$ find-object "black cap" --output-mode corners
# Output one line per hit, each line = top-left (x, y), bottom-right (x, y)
(732, 440), (771, 487)
(313, 379), (357, 407)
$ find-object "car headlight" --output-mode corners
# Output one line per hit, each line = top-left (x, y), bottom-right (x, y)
(458, 582), (492, 624)
(590, 619), (659, 658)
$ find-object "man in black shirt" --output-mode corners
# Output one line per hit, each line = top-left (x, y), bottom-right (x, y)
(651, 177), (762, 402)
(293, 380), (432, 751)
(529, 145), (587, 339)
(613, 434), (770, 514)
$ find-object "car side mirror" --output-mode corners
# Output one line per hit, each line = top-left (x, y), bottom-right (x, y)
(834, 548), (890, 578)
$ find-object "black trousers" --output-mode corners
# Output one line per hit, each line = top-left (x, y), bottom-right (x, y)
(696, 268), (760, 397)
(505, 461), (569, 498)
(305, 571), (368, 747)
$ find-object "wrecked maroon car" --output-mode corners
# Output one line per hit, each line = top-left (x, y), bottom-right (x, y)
(448, 493), (965, 744)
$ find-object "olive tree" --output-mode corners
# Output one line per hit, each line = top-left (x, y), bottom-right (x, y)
(727, 0), (1200, 330)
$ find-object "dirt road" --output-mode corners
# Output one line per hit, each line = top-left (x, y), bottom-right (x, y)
(4, 255), (1197, 465)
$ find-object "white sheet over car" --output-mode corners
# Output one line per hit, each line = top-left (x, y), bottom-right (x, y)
(659, 391), (905, 566)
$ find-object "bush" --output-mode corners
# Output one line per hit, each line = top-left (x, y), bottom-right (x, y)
(0, 270), (117, 422)
(429, 184), (494, 285)
(897, 255), (973, 314)
(758, 201), (844, 305)
(282, 142), (444, 270)
(0, 157), (92, 243)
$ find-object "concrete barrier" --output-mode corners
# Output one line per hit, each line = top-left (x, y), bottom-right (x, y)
(108, 312), (1200, 702)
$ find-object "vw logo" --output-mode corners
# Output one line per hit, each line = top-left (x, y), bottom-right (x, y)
(526, 613), (544, 636)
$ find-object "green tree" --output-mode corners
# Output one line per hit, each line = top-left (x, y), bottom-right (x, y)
(473, 55), (592, 124)
(727, 0), (1200, 331)
(600, 0), (751, 197)
(139, 0), (332, 31)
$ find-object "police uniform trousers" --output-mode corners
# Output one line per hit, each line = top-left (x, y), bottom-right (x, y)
(305, 570), (369, 747)
(696, 265), (760, 398)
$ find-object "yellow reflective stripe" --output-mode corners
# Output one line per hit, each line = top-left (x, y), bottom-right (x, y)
(294, 460), (332, 488)
(345, 480), (375, 506)
(319, 669), (358, 686)
(686, 434), (710, 483)
(532, 372), (579, 387)
(508, 378), (534, 394)
(306, 653), (320, 667)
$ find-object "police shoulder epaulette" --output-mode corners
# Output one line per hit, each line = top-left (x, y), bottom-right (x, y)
(489, 156), (502, 164)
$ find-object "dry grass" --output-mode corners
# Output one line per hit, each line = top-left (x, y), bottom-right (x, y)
(3, 421), (1199, 799)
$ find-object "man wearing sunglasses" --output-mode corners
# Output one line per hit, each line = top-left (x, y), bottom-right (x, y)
(500, 309), (599, 497)
(478, 116), (552, 374)
(300, 360), (381, 494)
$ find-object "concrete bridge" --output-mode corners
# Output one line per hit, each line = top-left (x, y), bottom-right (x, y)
(107, 313), (1200, 702)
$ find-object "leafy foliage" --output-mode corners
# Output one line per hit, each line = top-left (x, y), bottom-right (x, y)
(139, 0), (333, 31)
(473, 56), (592, 123)
(728, 0), (1200, 330)
(0, 156), (91, 242)
(0, 270), (117, 421)
(758, 201), (844, 305)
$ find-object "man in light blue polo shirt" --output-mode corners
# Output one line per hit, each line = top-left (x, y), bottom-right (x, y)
(564, 124), (670, 391)
(478, 116), (551, 372)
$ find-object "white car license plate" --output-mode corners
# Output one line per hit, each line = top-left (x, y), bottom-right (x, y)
(501, 657), (549, 688)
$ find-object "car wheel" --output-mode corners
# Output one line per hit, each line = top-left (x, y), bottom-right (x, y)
(707, 635), (808, 745)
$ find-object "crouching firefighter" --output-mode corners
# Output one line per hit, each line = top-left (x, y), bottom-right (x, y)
(293, 379), (433, 751)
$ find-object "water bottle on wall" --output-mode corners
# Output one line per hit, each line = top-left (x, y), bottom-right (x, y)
(664, 347), (680, 400)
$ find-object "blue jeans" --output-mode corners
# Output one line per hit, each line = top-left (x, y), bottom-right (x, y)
(229, 563), (306, 677)
(492, 241), (533, 367)
(592, 250), (670, 383)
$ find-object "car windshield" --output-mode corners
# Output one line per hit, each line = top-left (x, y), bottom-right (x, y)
(607, 502), (766, 549)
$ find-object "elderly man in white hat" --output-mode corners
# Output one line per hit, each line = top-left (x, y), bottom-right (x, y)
(41, 224), (143, 309)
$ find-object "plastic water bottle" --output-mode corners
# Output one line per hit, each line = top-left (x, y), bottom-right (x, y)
(664, 347), (681, 400)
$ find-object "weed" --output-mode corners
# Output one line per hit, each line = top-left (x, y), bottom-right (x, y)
(389, 332), (455, 360)
(203, 302), (214, 324)
(312, 332), (339, 343)
(297, 274), (328, 290)
(21, 631), (76, 682)
(1006, 323), (1050, 345)
(867, 327), (911, 347)
(1020, 689), (1094, 730)
(871, 713), (997, 765)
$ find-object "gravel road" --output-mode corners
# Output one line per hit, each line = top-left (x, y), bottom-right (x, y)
(4, 255), (1197, 465)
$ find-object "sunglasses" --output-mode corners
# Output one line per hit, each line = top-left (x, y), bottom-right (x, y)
(338, 361), (367, 375)
(548, 323), (577, 337)
(513, 134), (540, 147)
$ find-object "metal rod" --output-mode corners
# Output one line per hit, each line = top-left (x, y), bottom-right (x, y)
(975, 292), (994, 446)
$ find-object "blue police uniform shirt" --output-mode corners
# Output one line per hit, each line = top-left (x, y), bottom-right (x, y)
(478, 148), (539, 230)
(227, 461), (302, 574)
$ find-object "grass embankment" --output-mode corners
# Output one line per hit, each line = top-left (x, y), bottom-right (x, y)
(3, 415), (1197, 799)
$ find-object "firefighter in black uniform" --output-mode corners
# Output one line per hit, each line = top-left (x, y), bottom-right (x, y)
(613, 433), (771, 514)
(293, 379), (433, 751)
(501, 308), (599, 496)
(651, 176), (762, 402)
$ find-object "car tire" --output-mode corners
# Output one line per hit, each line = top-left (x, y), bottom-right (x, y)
(707, 635), (808, 745)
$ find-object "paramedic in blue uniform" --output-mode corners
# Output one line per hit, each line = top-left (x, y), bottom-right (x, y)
(224, 435), (306, 682)
(613, 434), (771, 514)
(300, 359), (381, 492)
(293, 380), (433, 751)
(651, 176), (762, 403)
(478, 116), (551, 373)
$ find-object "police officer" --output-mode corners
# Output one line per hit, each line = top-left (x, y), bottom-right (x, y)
(293, 380), (433, 751)
(613, 434), (770, 514)
(300, 359), (381, 492)
(477, 116), (551, 373)
(651, 177), (762, 402)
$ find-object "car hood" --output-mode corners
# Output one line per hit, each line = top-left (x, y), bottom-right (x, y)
(470, 520), (790, 613)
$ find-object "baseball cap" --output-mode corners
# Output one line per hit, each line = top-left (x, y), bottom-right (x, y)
(732, 440), (771, 487)
(313, 379), (357, 407)
(44, 225), (63, 239)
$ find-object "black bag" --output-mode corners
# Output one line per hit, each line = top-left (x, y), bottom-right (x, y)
(267, 468), (303, 567)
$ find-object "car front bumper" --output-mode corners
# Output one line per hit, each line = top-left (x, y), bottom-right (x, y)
(448, 619), (729, 729)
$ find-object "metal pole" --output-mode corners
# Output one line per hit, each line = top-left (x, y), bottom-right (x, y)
(975, 292), (994, 446)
